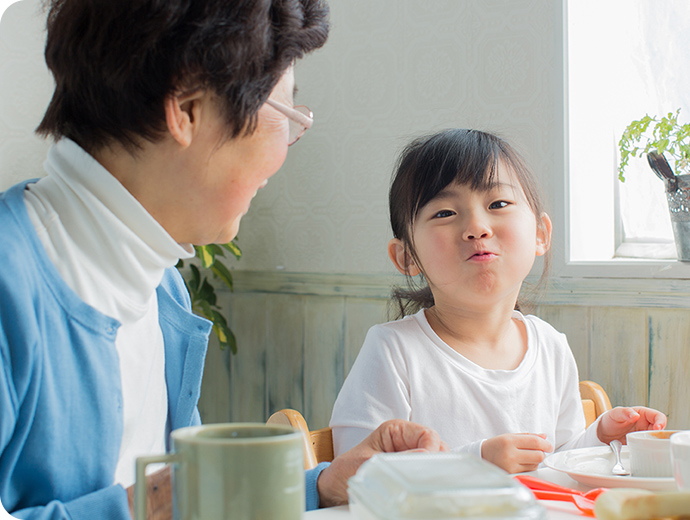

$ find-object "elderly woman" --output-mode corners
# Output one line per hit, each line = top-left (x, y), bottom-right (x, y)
(0, 0), (446, 518)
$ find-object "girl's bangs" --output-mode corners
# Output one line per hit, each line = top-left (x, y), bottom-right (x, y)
(412, 133), (502, 218)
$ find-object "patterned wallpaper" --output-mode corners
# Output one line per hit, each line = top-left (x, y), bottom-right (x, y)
(238, 0), (563, 274)
(0, 0), (53, 188)
(0, 0), (564, 275)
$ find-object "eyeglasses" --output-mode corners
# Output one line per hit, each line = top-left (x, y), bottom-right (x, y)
(265, 98), (313, 145)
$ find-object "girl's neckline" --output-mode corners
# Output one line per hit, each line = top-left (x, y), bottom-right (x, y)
(420, 307), (531, 372)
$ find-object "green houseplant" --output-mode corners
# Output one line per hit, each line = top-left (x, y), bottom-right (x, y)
(176, 241), (241, 353)
(618, 108), (690, 181)
(618, 108), (690, 261)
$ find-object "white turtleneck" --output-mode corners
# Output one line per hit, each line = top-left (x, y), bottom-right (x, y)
(23, 138), (194, 487)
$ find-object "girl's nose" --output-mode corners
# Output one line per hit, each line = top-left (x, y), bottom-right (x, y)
(463, 217), (493, 241)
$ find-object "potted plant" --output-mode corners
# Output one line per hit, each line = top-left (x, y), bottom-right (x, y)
(177, 241), (241, 353)
(618, 108), (690, 261)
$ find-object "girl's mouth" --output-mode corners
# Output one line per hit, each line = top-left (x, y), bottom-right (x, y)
(469, 251), (497, 261)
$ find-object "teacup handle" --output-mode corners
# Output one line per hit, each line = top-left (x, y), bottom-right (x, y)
(135, 453), (180, 520)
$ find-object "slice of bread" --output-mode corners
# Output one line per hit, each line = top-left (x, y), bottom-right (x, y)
(595, 488), (690, 520)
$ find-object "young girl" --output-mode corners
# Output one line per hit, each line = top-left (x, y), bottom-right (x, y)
(329, 128), (666, 473)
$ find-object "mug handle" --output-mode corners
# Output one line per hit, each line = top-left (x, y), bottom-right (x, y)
(135, 453), (180, 520)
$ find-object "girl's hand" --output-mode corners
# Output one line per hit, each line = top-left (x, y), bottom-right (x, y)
(481, 433), (553, 474)
(597, 406), (668, 445)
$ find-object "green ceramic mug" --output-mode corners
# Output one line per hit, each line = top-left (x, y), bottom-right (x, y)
(135, 423), (304, 520)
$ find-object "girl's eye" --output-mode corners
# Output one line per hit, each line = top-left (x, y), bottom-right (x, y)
(432, 209), (455, 219)
(489, 200), (510, 210)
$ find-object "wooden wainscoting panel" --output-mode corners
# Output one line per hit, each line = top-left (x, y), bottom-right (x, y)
(648, 309), (690, 429)
(589, 307), (648, 408)
(266, 294), (306, 418)
(343, 298), (388, 376)
(198, 293), (232, 423)
(534, 305), (591, 380)
(227, 292), (270, 422)
(198, 273), (690, 433)
(304, 296), (346, 430)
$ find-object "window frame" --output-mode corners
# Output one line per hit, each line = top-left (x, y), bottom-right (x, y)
(555, 0), (690, 286)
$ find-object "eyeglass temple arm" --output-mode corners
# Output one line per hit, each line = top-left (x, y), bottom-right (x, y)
(266, 99), (313, 128)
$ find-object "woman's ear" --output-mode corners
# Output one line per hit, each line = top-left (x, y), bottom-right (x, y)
(535, 212), (552, 256)
(164, 90), (206, 148)
(388, 238), (421, 276)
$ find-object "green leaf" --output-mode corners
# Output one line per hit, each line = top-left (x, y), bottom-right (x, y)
(209, 310), (235, 353)
(195, 299), (214, 320)
(189, 264), (201, 292)
(220, 325), (237, 354)
(226, 332), (237, 354)
(176, 240), (241, 353)
(221, 241), (242, 260)
(211, 260), (234, 291)
(208, 244), (224, 256)
(196, 245), (215, 268)
(214, 323), (228, 345)
(211, 309), (228, 326)
(618, 108), (690, 180)
(197, 279), (216, 306)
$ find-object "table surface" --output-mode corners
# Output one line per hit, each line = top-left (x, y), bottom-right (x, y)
(304, 467), (592, 520)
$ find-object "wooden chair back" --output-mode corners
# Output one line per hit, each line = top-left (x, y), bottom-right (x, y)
(268, 381), (611, 470)
(267, 409), (334, 470)
(579, 379), (613, 427)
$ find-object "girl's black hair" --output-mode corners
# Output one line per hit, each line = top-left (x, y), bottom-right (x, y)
(388, 128), (549, 319)
(36, 0), (329, 154)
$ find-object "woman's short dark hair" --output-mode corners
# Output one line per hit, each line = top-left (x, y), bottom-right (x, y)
(388, 128), (550, 319)
(36, 0), (329, 153)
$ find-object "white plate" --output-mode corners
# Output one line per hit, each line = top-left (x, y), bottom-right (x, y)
(544, 446), (677, 491)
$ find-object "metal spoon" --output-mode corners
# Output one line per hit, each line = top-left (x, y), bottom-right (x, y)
(610, 439), (630, 476)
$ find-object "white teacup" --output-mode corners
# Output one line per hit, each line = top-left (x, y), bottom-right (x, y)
(627, 430), (679, 478)
(671, 431), (690, 490)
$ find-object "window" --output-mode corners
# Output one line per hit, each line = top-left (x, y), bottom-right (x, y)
(567, 0), (690, 267)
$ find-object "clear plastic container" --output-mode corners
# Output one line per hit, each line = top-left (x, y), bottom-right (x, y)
(347, 452), (546, 520)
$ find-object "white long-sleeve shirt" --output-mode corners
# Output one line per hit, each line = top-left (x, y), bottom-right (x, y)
(23, 138), (194, 486)
(330, 309), (603, 457)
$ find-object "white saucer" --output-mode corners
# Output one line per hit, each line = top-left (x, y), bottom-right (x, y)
(543, 446), (677, 491)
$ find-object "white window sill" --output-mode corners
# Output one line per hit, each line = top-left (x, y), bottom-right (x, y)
(532, 258), (690, 308)
(614, 241), (676, 261)
(554, 258), (690, 280)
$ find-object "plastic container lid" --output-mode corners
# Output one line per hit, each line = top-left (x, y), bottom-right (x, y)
(347, 452), (546, 520)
